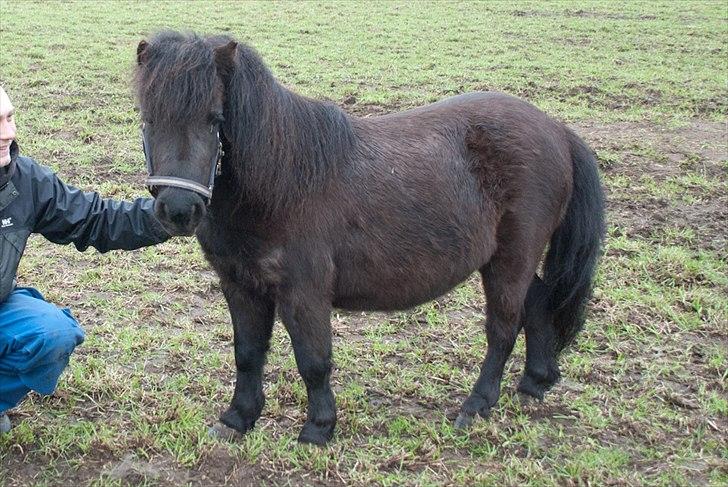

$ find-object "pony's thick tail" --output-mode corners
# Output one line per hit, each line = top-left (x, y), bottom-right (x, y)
(543, 130), (606, 355)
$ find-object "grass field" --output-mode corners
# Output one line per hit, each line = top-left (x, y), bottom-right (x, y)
(1, 1), (726, 486)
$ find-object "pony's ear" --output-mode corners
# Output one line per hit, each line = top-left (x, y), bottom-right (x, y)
(214, 40), (238, 81)
(137, 40), (149, 65)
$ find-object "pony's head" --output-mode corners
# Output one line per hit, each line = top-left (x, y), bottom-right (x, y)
(134, 31), (237, 235)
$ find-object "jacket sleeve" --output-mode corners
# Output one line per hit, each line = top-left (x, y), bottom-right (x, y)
(32, 166), (171, 252)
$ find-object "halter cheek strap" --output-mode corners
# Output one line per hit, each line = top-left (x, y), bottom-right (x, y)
(142, 123), (223, 202)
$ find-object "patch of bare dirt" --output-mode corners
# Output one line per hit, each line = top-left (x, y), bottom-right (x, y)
(574, 120), (727, 174)
(1, 448), (304, 487)
(573, 120), (727, 252)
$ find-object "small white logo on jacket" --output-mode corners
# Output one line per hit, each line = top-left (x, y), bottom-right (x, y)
(1, 217), (13, 228)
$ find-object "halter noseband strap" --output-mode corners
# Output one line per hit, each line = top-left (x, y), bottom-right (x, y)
(142, 123), (223, 202)
(145, 175), (214, 199)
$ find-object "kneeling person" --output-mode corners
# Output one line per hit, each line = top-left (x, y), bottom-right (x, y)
(0, 86), (170, 433)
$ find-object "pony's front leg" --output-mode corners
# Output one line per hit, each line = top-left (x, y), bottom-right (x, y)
(211, 284), (275, 439)
(278, 296), (336, 445)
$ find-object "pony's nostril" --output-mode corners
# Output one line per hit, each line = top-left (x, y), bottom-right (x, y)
(155, 200), (169, 221)
(190, 200), (205, 222)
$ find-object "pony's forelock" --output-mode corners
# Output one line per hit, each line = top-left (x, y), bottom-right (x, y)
(134, 31), (222, 125)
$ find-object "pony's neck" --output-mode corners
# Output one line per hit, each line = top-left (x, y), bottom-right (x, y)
(223, 57), (356, 216)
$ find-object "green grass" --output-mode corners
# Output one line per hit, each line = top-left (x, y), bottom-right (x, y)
(1, 1), (727, 486)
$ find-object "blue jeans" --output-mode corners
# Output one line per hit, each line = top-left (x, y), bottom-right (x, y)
(0, 287), (85, 413)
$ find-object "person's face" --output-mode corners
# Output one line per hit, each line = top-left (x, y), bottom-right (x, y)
(0, 88), (17, 168)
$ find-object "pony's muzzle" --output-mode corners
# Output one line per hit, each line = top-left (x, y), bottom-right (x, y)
(153, 187), (206, 236)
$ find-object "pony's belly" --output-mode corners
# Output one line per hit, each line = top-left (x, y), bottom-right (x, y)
(332, 258), (480, 312)
(332, 219), (494, 311)
(333, 286), (460, 312)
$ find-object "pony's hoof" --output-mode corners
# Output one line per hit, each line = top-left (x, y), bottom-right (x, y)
(517, 375), (549, 402)
(453, 412), (474, 429)
(298, 421), (334, 446)
(454, 411), (477, 429)
(518, 366), (560, 401)
(456, 392), (493, 429)
(208, 421), (243, 441)
(516, 391), (542, 407)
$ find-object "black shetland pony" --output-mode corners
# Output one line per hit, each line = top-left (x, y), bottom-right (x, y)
(134, 31), (605, 445)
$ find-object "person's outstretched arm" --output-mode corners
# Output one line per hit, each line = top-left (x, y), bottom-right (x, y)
(30, 159), (171, 252)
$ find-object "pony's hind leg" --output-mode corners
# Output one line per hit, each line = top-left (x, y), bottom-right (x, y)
(455, 245), (535, 428)
(212, 284), (275, 439)
(518, 276), (561, 401)
(278, 295), (337, 445)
